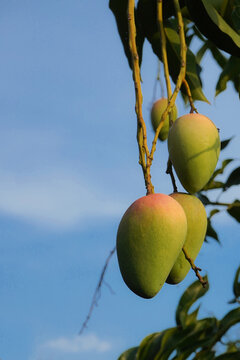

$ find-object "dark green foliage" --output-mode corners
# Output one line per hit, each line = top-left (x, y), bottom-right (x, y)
(109, 0), (144, 68)
(118, 268), (240, 359)
(186, 0), (240, 57)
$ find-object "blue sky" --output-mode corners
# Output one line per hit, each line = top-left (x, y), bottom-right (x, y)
(0, 1), (239, 360)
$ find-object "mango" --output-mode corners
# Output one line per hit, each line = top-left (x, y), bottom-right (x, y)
(116, 193), (187, 298)
(167, 193), (207, 284)
(151, 98), (178, 141)
(168, 113), (220, 193)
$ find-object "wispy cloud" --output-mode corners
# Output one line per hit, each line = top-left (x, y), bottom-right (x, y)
(0, 170), (125, 229)
(31, 333), (112, 360)
(43, 333), (111, 353)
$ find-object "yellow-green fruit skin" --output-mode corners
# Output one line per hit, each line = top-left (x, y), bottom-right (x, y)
(116, 193), (187, 299)
(167, 193), (207, 284)
(151, 98), (178, 141)
(168, 113), (220, 194)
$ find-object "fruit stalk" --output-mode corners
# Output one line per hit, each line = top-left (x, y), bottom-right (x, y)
(128, 0), (154, 194)
(182, 78), (198, 113)
(182, 247), (207, 287)
(150, 0), (187, 162)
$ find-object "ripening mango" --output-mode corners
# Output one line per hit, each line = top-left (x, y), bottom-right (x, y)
(167, 193), (207, 284)
(168, 113), (220, 193)
(116, 193), (187, 298)
(151, 98), (178, 141)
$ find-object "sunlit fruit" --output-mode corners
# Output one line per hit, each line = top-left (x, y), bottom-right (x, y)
(168, 113), (220, 193)
(116, 193), (187, 298)
(167, 193), (207, 284)
(151, 98), (178, 141)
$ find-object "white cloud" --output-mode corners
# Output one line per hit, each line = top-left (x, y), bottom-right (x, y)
(0, 170), (125, 229)
(43, 334), (111, 353)
(31, 333), (112, 360)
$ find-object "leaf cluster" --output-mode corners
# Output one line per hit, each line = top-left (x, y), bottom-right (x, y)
(118, 267), (240, 360)
(197, 137), (240, 243)
(109, 0), (240, 101)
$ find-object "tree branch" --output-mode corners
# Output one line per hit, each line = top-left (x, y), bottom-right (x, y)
(79, 247), (116, 335)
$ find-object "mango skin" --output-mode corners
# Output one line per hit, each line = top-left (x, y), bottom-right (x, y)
(116, 193), (187, 299)
(151, 98), (178, 141)
(168, 113), (220, 194)
(167, 193), (207, 284)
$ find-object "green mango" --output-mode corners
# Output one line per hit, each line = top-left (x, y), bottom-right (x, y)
(168, 113), (220, 194)
(167, 193), (207, 284)
(116, 193), (187, 298)
(151, 98), (178, 141)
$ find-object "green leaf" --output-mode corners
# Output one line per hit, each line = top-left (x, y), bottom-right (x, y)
(197, 193), (211, 205)
(209, 42), (228, 68)
(204, 158), (234, 189)
(176, 277), (209, 328)
(165, 21), (209, 103)
(136, 3), (209, 103)
(221, 137), (234, 150)
(224, 167), (240, 189)
(216, 307), (240, 343)
(215, 353), (240, 359)
(232, 0), (240, 34)
(209, 209), (220, 218)
(233, 265), (240, 299)
(186, 0), (240, 57)
(109, 0), (144, 69)
(178, 317), (219, 354)
(196, 42), (209, 63)
(206, 218), (220, 242)
(227, 200), (240, 222)
(203, 180), (225, 190)
(216, 56), (240, 96)
(118, 347), (138, 360)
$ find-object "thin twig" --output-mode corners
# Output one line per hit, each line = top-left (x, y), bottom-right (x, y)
(166, 158), (178, 192)
(182, 247), (207, 288)
(182, 78), (198, 113)
(79, 247), (116, 335)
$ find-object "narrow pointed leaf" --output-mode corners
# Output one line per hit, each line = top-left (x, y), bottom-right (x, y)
(206, 218), (219, 242)
(224, 167), (240, 189)
(216, 56), (240, 96)
(233, 266), (240, 299)
(118, 347), (138, 360)
(176, 277), (209, 328)
(227, 200), (240, 222)
(109, 0), (144, 69)
(221, 137), (234, 150)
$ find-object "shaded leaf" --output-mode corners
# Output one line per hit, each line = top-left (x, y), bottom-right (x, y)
(137, 2), (208, 102)
(186, 0), (240, 57)
(216, 56), (240, 96)
(109, 0), (144, 69)
(118, 347), (138, 360)
(211, 307), (240, 346)
(224, 167), (240, 189)
(204, 159), (234, 190)
(197, 193), (211, 205)
(221, 137), (234, 150)
(206, 218), (220, 242)
(215, 352), (240, 359)
(203, 180), (225, 190)
(209, 209), (220, 218)
(176, 276), (209, 328)
(165, 21), (209, 103)
(232, 0), (240, 34)
(233, 265), (240, 299)
(227, 200), (240, 222)
(208, 42), (228, 68)
(196, 42), (209, 63)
